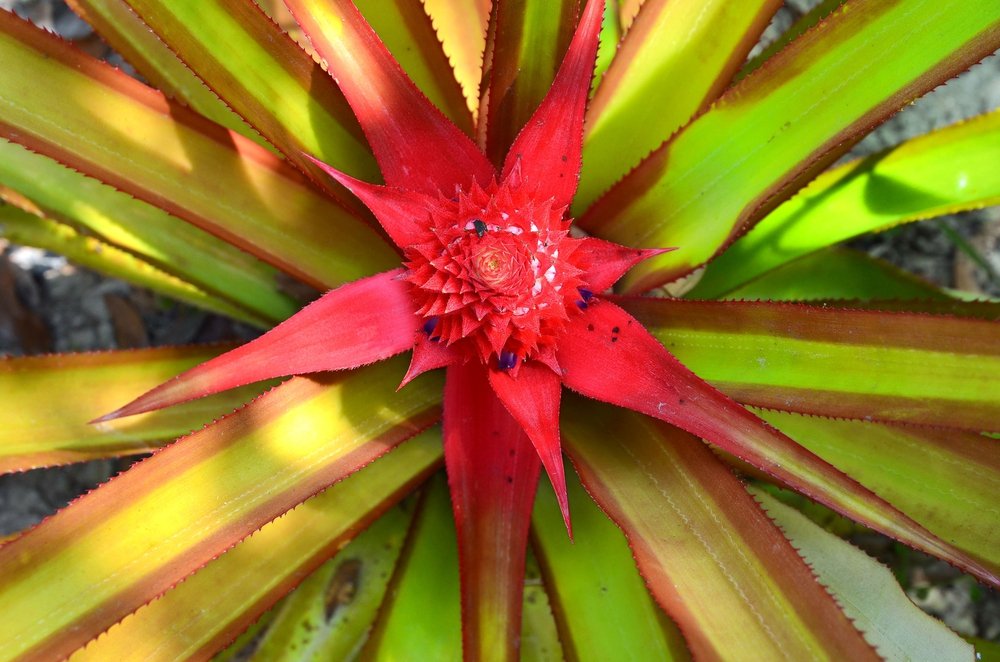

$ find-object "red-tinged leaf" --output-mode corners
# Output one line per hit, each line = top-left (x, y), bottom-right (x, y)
(100, 269), (418, 421)
(284, 0), (494, 195)
(555, 299), (1000, 586)
(400, 334), (459, 390)
(423, 0), (492, 116)
(307, 156), (430, 249)
(0, 12), (397, 290)
(354, 0), (474, 134)
(579, 0), (1000, 293)
(0, 345), (275, 473)
(501, 0), (603, 209)
(757, 410), (1000, 583)
(0, 359), (442, 661)
(361, 473), (462, 660)
(480, 0), (580, 165)
(64, 0), (271, 150)
(71, 430), (440, 661)
(561, 399), (878, 660)
(444, 361), (540, 660)
(489, 362), (571, 535)
(97, 0), (380, 191)
(620, 298), (1000, 431)
(574, 237), (673, 293)
(577, 0), (781, 212)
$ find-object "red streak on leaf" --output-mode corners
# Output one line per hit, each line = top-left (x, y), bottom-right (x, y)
(444, 361), (540, 660)
(502, 0), (604, 208)
(98, 269), (418, 421)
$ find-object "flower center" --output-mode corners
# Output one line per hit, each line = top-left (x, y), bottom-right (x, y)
(404, 180), (585, 367)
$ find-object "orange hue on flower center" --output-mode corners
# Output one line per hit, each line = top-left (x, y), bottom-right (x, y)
(404, 180), (585, 366)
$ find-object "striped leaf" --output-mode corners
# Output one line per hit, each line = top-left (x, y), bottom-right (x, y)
(0, 358), (441, 660)
(580, 0), (1000, 293)
(576, 0), (781, 211)
(562, 398), (877, 660)
(622, 298), (1000, 431)
(692, 109), (1000, 299)
(0, 11), (397, 289)
(72, 431), (439, 661)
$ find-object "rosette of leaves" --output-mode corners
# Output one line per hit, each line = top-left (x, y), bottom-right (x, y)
(0, 0), (998, 660)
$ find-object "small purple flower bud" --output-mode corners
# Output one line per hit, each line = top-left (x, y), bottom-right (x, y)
(423, 317), (439, 335)
(497, 350), (518, 371)
(579, 288), (593, 301)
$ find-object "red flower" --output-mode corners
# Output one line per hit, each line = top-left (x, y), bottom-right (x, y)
(95, 0), (957, 655)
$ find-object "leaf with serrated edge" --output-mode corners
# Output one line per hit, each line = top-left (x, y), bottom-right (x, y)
(752, 489), (975, 661)
(757, 409), (1000, 580)
(115, 0), (379, 186)
(354, 0), (473, 133)
(620, 298), (1000, 431)
(479, 0), (579, 165)
(0, 10), (397, 289)
(0, 358), (441, 661)
(362, 474), (462, 661)
(72, 430), (439, 661)
(532, 469), (690, 661)
(0, 139), (298, 324)
(562, 397), (877, 660)
(722, 247), (953, 302)
(576, 0), (781, 211)
(0, 346), (273, 473)
(423, 0), (491, 118)
(65, 0), (271, 149)
(692, 109), (1000, 299)
(0, 206), (271, 328)
(580, 0), (1000, 293)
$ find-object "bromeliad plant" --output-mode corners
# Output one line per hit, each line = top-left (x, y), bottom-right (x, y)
(0, 0), (998, 659)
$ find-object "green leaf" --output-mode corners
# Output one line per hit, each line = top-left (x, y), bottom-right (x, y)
(532, 468), (690, 660)
(64, 0), (271, 149)
(0, 358), (442, 661)
(479, 0), (580, 164)
(73, 430), (439, 661)
(0, 12), (397, 288)
(622, 298), (1000, 431)
(362, 474), (461, 661)
(756, 409), (1000, 582)
(102, 0), (380, 186)
(520, 551), (564, 662)
(422, 0), (491, 117)
(0, 205), (272, 327)
(580, 0), (1000, 293)
(719, 247), (952, 302)
(354, 0), (473, 133)
(0, 138), (298, 324)
(691, 109), (1000, 299)
(561, 398), (878, 660)
(0, 345), (270, 473)
(576, 0), (782, 211)
(752, 489), (975, 661)
(737, 0), (845, 80)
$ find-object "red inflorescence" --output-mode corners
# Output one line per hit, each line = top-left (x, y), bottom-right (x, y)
(405, 177), (587, 369)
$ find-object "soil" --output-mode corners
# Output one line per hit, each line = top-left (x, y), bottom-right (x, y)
(1, 0), (998, 649)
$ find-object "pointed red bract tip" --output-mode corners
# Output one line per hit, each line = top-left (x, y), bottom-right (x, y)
(488, 362), (572, 537)
(574, 238), (676, 293)
(501, 0), (606, 209)
(398, 333), (459, 390)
